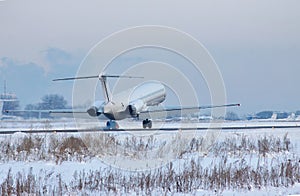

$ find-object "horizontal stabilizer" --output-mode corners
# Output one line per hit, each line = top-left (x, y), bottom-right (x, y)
(102, 75), (144, 79)
(53, 76), (99, 81)
(53, 74), (143, 81)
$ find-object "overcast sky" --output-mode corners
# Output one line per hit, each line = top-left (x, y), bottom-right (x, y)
(0, 0), (299, 115)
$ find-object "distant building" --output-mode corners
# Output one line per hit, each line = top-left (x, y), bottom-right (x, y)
(0, 81), (20, 117)
(247, 111), (291, 120)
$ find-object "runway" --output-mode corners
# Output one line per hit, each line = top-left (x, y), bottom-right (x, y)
(0, 123), (300, 134)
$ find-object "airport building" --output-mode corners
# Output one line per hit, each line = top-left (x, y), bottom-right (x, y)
(0, 81), (20, 119)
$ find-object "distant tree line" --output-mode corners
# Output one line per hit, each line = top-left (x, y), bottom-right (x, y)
(225, 111), (240, 121)
(25, 94), (67, 110)
(23, 94), (68, 119)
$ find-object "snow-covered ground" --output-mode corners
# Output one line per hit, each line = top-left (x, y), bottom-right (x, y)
(0, 119), (299, 195)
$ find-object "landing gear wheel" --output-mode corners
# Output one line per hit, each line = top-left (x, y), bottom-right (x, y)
(142, 119), (152, 129)
(106, 120), (119, 129)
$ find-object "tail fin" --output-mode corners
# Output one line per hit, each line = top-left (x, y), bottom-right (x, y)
(53, 74), (143, 102)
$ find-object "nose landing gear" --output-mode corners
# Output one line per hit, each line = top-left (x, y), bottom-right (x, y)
(106, 120), (119, 129)
(142, 119), (152, 129)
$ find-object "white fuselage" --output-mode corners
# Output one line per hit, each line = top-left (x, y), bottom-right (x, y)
(87, 81), (166, 120)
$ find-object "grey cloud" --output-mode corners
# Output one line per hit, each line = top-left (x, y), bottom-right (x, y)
(0, 0), (299, 113)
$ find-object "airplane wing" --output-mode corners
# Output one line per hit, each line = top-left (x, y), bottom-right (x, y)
(5, 109), (87, 114)
(49, 109), (87, 114)
(140, 103), (240, 113)
(4, 109), (50, 113)
(48, 109), (88, 118)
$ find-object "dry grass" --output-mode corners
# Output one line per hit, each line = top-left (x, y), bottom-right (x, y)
(0, 132), (299, 195)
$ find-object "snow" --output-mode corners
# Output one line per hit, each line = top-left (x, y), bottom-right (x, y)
(0, 119), (299, 195)
(0, 158), (108, 184)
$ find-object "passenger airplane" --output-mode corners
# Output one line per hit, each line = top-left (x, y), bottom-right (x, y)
(53, 74), (240, 129)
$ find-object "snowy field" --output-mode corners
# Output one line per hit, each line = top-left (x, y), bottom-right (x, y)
(0, 119), (299, 195)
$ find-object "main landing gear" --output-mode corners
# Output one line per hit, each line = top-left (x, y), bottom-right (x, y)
(142, 119), (152, 129)
(106, 120), (119, 129)
(105, 119), (152, 129)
